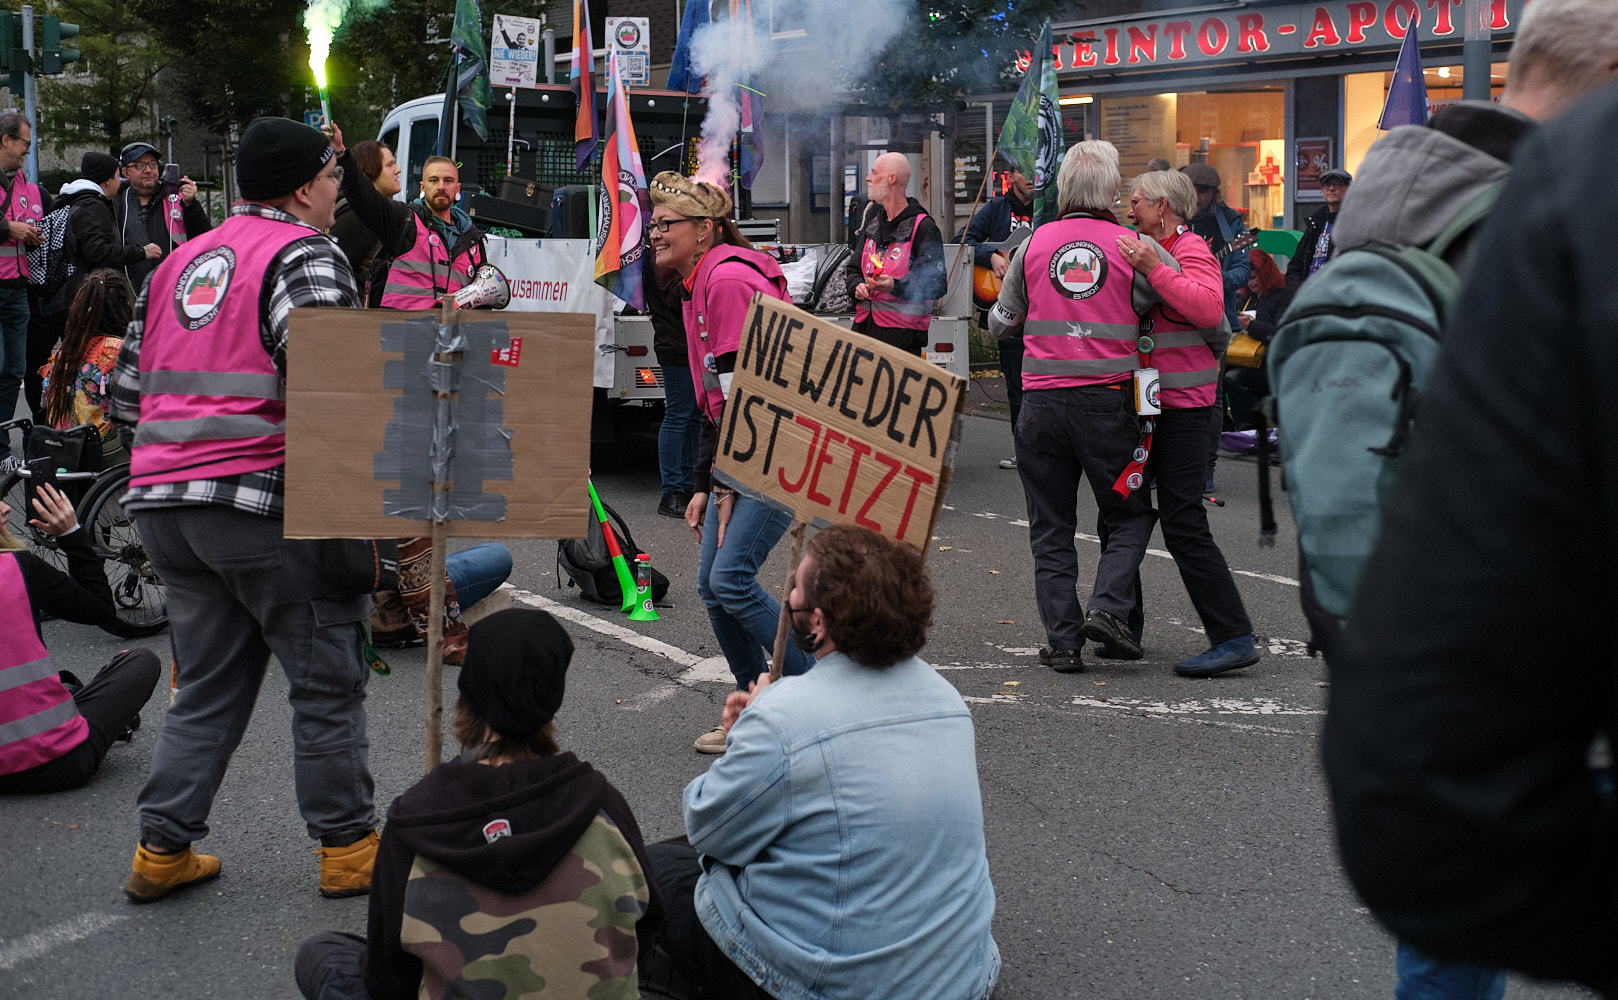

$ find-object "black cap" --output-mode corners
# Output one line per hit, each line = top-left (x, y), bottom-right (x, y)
(120, 141), (160, 166)
(1318, 168), (1352, 186)
(81, 152), (118, 184)
(457, 609), (573, 740)
(235, 117), (335, 200)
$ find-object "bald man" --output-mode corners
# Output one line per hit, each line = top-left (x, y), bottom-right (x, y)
(842, 152), (946, 355)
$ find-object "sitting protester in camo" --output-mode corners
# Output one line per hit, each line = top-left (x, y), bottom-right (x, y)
(294, 608), (663, 1000)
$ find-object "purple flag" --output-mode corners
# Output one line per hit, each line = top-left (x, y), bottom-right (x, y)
(1378, 19), (1429, 130)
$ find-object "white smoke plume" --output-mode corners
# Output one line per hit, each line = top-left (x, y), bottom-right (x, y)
(303, 0), (390, 84)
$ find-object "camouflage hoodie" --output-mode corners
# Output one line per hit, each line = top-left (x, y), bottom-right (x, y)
(362, 752), (662, 1000)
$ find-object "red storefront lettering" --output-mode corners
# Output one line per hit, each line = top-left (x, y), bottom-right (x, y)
(1304, 8), (1341, 47)
(1103, 26), (1121, 65)
(1197, 17), (1229, 56)
(1345, 2), (1377, 41)
(1127, 24), (1157, 63)
(1073, 31), (1099, 66)
(1050, 41), (1064, 69)
(1490, 0), (1508, 28)
(1425, 0), (1461, 34)
(1163, 21), (1192, 59)
(1384, 0), (1419, 38)
(1237, 13), (1270, 52)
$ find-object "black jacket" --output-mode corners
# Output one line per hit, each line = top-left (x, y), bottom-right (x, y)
(13, 530), (115, 636)
(49, 180), (148, 317)
(1285, 205), (1338, 293)
(1323, 82), (1618, 998)
(113, 182), (212, 293)
(841, 197), (947, 308)
(961, 192), (1033, 268)
(644, 260), (688, 369)
(336, 148), (484, 298)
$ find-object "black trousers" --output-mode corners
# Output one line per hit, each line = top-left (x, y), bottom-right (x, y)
(0, 648), (161, 794)
(1224, 365), (1270, 431)
(294, 931), (368, 1000)
(639, 838), (775, 1000)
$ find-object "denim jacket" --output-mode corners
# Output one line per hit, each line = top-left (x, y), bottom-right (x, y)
(684, 652), (1000, 1000)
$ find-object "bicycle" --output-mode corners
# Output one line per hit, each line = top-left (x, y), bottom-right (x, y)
(1, 417), (168, 638)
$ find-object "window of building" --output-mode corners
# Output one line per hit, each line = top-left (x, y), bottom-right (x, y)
(1344, 62), (1509, 174)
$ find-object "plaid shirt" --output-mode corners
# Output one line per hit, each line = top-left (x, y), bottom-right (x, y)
(109, 202), (358, 516)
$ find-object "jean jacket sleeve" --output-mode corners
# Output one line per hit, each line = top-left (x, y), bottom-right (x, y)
(682, 696), (790, 867)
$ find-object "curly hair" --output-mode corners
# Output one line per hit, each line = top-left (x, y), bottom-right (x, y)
(803, 525), (934, 667)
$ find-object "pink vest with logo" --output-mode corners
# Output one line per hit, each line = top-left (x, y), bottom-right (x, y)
(0, 554), (86, 775)
(130, 214), (305, 488)
(0, 177), (44, 281)
(683, 245), (788, 425)
(854, 214), (935, 331)
(1019, 216), (1143, 391)
(1143, 232), (1221, 409)
(380, 214), (484, 309)
(160, 192), (189, 244)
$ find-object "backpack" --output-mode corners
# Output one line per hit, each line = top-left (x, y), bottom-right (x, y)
(557, 499), (669, 606)
(1260, 183), (1501, 651)
(27, 204), (75, 289)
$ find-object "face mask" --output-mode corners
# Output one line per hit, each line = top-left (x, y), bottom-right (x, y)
(788, 606), (821, 654)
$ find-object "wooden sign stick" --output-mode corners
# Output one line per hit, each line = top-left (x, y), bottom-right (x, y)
(768, 517), (810, 681)
(424, 296), (458, 773)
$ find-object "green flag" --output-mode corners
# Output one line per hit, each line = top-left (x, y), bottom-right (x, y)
(450, 0), (493, 141)
(995, 20), (1063, 226)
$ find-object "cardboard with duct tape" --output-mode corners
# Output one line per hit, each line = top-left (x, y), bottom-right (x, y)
(283, 308), (595, 539)
(712, 296), (966, 553)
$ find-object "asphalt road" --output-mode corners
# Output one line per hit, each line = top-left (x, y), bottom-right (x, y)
(0, 398), (1590, 1000)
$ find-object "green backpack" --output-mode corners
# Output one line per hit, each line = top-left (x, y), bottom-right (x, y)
(1261, 184), (1500, 647)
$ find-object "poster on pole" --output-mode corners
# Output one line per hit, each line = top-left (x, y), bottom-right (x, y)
(605, 16), (650, 86)
(490, 13), (543, 89)
(712, 297), (967, 554)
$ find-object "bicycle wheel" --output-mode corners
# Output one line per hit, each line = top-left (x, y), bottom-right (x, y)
(0, 471), (67, 572)
(77, 466), (168, 638)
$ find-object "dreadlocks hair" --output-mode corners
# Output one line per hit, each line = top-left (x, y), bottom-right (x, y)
(41, 269), (135, 432)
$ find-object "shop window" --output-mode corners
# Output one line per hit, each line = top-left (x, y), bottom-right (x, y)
(1344, 62), (1508, 175)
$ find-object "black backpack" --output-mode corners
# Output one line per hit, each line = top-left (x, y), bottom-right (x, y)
(557, 499), (669, 606)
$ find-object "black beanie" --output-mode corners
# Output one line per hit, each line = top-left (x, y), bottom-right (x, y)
(236, 117), (335, 200)
(457, 609), (573, 741)
(81, 152), (118, 184)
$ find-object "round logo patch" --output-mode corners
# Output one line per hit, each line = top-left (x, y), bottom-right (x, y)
(1126, 472), (1144, 491)
(1133, 446), (1148, 463)
(1047, 240), (1108, 300)
(173, 246), (236, 330)
(615, 20), (642, 48)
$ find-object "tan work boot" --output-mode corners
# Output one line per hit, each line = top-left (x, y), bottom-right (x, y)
(317, 829), (380, 898)
(124, 843), (222, 903)
(693, 726), (728, 754)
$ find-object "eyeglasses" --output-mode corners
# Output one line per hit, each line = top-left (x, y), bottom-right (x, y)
(326, 165), (345, 183)
(4, 135), (30, 151)
(650, 216), (696, 234)
(127, 160), (160, 172)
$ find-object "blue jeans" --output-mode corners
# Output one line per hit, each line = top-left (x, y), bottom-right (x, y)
(445, 542), (512, 609)
(659, 364), (701, 497)
(696, 494), (813, 688)
(1395, 942), (1507, 1000)
(0, 285), (28, 454)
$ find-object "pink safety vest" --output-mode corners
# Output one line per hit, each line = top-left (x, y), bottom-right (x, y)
(1019, 216), (1143, 391)
(160, 192), (189, 245)
(1142, 231), (1221, 409)
(0, 177), (44, 281)
(853, 214), (935, 331)
(129, 214), (307, 488)
(380, 213), (484, 309)
(0, 554), (86, 775)
(683, 244), (788, 425)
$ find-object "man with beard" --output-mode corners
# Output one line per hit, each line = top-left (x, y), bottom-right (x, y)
(327, 123), (487, 309)
(843, 152), (947, 355)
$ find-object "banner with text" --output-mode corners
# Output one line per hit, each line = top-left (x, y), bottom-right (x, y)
(714, 297), (966, 553)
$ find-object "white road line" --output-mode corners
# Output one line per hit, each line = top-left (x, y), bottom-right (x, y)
(510, 590), (733, 683)
(1070, 695), (1323, 716)
(0, 912), (127, 970)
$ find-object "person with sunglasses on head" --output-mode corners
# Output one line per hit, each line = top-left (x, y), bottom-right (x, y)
(108, 117), (380, 906)
(113, 140), (211, 293)
(646, 171), (815, 756)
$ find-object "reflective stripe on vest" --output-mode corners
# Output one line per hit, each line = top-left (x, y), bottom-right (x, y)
(853, 214), (936, 331)
(129, 214), (308, 488)
(1143, 230), (1221, 409)
(380, 215), (481, 309)
(0, 554), (86, 775)
(0, 178), (43, 281)
(1020, 217), (1142, 391)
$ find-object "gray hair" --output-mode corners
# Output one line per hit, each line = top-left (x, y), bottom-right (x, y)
(0, 112), (25, 142)
(1505, 0), (1618, 116)
(1130, 169), (1197, 223)
(1056, 140), (1121, 216)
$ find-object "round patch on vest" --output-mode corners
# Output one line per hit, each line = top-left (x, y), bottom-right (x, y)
(1133, 445), (1148, 464)
(1127, 471), (1144, 491)
(1047, 241), (1107, 300)
(173, 246), (236, 331)
(888, 245), (904, 261)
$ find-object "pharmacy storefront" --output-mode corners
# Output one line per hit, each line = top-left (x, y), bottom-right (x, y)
(966, 0), (1524, 232)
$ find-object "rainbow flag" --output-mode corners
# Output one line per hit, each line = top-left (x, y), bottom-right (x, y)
(570, 0), (597, 170)
(593, 49), (649, 311)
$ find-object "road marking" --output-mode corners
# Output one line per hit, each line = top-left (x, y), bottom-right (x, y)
(511, 590), (734, 684)
(1069, 695), (1322, 716)
(0, 912), (127, 970)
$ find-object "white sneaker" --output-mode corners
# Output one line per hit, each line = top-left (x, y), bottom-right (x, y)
(693, 726), (728, 754)
(998, 458), (1017, 470)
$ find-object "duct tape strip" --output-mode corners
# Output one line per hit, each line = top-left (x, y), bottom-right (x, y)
(373, 317), (514, 522)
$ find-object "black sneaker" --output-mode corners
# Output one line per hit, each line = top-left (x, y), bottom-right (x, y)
(657, 492), (690, 519)
(1082, 609), (1143, 660)
(1038, 646), (1084, 673)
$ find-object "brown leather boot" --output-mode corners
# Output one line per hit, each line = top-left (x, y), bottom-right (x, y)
(317, 829), (380, 898)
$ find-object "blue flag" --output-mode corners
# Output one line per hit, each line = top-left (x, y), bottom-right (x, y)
(667, 0), (710, 94)
(1379, 20), (1429, 130)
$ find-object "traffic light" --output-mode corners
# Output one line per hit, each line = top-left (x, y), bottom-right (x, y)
(157, 115), (178, 138)
(1, 12), (26, 93)
(41, 15), (79, 75)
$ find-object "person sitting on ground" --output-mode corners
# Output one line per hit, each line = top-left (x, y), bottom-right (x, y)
(0, 482), (160, 794)
(37, 269), (135, 466)
(369, 539), (514, 666)
(1223, 249), (1289, 435)
(639, 525), (1000, 1000)
(295, 607), (663, 1000)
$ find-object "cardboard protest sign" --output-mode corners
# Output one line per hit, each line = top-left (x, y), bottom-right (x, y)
(713, 296), (966, 552)
(284, 308), (596, 540)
